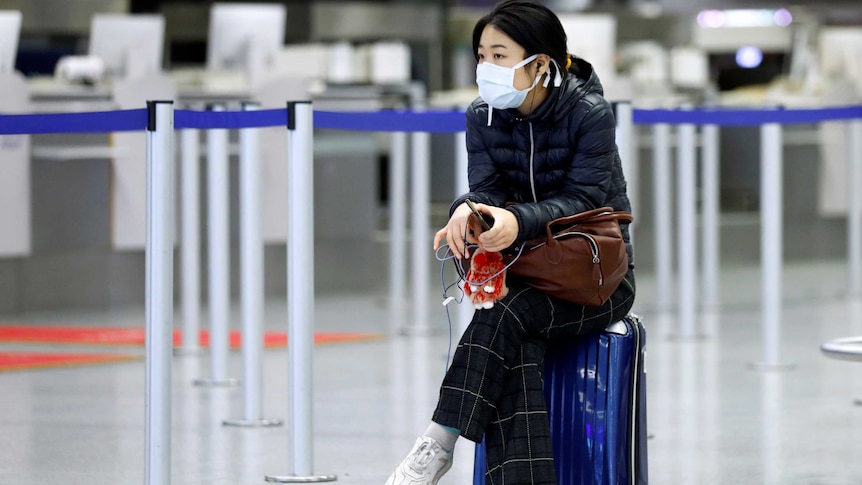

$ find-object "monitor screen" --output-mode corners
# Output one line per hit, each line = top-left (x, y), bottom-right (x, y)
(206, 3), (287, 72)
(0, 10), (22, 74)
(88, 14), (165, 79)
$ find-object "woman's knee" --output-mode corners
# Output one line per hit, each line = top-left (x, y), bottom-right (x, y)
(473, 285), (553, 336)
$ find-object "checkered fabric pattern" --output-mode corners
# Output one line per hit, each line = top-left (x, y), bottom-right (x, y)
(432, 269), (636, 485)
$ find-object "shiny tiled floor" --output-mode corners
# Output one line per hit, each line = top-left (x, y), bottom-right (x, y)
(2, 258), (862, 484)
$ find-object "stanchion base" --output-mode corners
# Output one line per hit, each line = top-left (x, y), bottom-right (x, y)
(746, 361), (796, 372)
(667, 333), (708, 342)
(398, 326), (440, 337)
(173, 347), (204, 357)
(193, 378), (241, 387)
(223, 418), (283, 427)
(265, 474), (337, 483)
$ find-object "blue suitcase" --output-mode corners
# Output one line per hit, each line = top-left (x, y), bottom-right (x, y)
(474, 315), (648, 485)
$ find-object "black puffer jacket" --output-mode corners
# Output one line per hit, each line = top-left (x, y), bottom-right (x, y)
(451, 56), (633, 266)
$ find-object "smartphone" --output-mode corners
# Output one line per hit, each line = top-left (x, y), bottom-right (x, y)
(465, 199), (493, 231)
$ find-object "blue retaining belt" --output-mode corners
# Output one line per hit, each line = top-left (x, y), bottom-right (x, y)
(0, 109), (147, 134)
(0, 108), (289, 134)
(2, 105), (861, 135)
(174, 109), (288, 130)
(174, 108), (466, 132)
(314, 110), (466, 133)
(633, 105), (862, 126)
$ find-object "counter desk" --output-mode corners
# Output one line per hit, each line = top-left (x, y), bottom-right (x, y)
(0, 77), (419, 312)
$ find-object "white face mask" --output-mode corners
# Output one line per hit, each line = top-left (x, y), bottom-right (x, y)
(476, 54), (540, 110)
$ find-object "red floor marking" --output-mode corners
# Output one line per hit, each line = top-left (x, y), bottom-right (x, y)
(0, 325), (385, 348)
(0, 352), (140, 372)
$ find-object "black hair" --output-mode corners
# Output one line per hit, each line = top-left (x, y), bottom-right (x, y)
(471, 0), (569, 73)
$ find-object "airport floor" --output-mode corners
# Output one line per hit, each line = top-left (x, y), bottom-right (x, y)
(2, 257), (862, 485)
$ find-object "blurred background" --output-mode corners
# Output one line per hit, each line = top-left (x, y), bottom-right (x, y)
(1, 0), (861, 313)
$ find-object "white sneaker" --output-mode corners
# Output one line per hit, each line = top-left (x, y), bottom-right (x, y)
(384, 436), (453, 485)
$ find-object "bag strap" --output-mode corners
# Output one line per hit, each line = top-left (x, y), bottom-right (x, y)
(544, 207), (633, 235)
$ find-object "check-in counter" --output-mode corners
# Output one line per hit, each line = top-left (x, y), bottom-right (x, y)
(0, 75), (419, 312)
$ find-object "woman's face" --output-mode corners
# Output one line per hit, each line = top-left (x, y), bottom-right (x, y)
(477, 25), (537, 91)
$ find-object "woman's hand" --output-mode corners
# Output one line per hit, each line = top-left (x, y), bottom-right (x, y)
(474, 204), (519, 252)
(433, 202), (476, 259)
(434, 202), (520, 259)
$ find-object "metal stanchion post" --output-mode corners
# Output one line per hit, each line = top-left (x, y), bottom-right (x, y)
(652, 124), (674, 312)
(266, 101), (336, 483)
(389, 131), (408, 332)
(405, 128), (433, 335)
(749, 122), (794, 371)
(195, 103), (239, 387)
(848, 119), (862, 296)
(224, 102), (282, 428)
(454, 130), (474, 337)
(701, 124), (721, 310)
(176, 121), (202, 356)
(673, 120), (702, 339)
(615, 102), (636, 243)
(145, 100), (174, 485)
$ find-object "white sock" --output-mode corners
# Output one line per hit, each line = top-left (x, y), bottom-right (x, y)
(423, 422), (459, 452)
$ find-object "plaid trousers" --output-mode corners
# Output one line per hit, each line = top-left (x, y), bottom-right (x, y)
(432, 269), (636, 485)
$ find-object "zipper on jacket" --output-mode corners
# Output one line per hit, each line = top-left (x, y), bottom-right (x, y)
(528, 122), (537, 202)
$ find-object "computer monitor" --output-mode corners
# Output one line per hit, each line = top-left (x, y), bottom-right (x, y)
(88, 14), (165, 79)
(0, 10), (22, 74)
(206, 3), (287, 72)
(709, 51), (787, 91)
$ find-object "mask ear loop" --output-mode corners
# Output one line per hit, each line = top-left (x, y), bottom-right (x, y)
(542, 58), (563, 88)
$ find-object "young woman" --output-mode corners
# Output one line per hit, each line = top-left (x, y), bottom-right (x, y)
(384, 1), (636, 484)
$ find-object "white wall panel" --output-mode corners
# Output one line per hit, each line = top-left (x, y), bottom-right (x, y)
(0, 72), (31, 257)
(110, 74), (176, 250)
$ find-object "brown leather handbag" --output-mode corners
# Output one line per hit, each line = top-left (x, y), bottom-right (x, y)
(505, 207), (633, 306)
